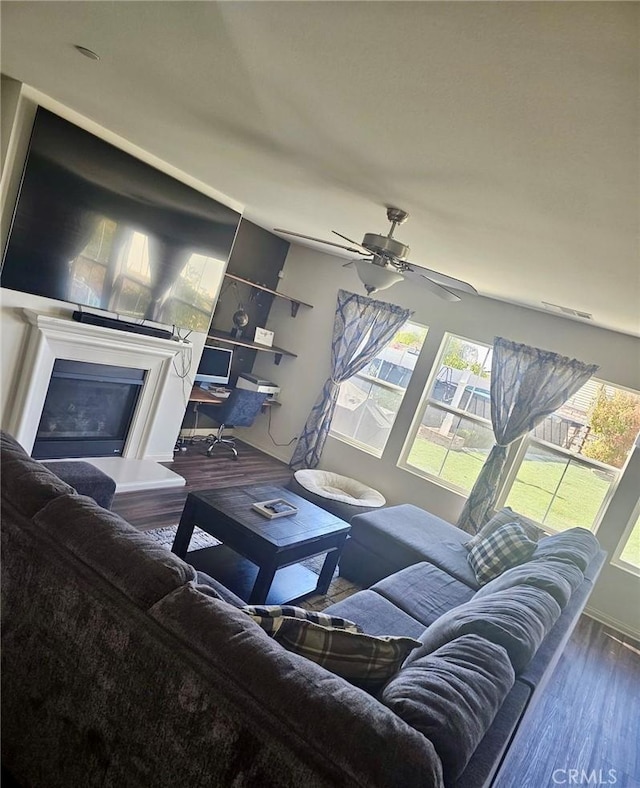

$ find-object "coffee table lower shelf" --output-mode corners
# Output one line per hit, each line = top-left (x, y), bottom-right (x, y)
(186, 545), (325, 606)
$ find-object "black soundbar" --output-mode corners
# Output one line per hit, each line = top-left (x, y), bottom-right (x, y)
(72, 311), (174, 340)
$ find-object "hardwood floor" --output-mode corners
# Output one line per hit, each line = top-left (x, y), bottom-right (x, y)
(112, 441), (640, 787)
(112, 439), (293, 531)
(495, 617), (640, 788)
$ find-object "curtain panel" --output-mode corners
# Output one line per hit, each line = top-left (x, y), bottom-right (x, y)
(456, 337), (599, 534)
(290, 290), (412, 470)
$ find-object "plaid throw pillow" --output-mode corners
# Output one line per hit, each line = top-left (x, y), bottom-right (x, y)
(243, 604), (361, 635)
(465, 507), (544, 551)
(244, 605), (420, 691)
(468, 523), (537, 585)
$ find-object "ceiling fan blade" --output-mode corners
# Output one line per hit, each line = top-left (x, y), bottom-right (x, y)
(403, 261), (478, 295)
(332, 230), (370, 253)
(400, 267), (462, 302)
(273, 229), (367, 255)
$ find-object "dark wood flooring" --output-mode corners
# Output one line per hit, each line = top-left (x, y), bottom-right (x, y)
(112, 441), (640, 787)
(495, 618), (640, 788)
(112, 439), (293, 531)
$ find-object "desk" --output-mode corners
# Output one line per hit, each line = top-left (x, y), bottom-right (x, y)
(189, 385), (229, 405)
(188, 385), (279, 407)
(184, 385), (277, 441)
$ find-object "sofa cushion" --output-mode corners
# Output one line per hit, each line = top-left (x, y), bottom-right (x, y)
(468, 523), (537, 584)
(465, 506), (544, 549)
(347, 505), (480, 588)
(324, 590), (427, 640)
(42, 460), (116, 510)
(404, 585), (562, 674)
(474, 559), (583, 608)
(150, 584), (445, 788)
(33, 493), (197, 609)
(1, 431), (76, 518)
(381, 635), (515, 783)
(273, 617), (421, 692)
(196, 570), (246, 607)
(372, 562), (475, 626)
(242, 604), (362, 634)
(531, 528), (600, 572)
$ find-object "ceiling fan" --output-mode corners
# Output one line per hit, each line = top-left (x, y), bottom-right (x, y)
(274, 207), (477, 301)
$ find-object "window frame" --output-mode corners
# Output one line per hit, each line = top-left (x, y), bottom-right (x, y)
(397, 332), (494, 494)
(611, 500), (640, 577)
(494, 433), (622, 536)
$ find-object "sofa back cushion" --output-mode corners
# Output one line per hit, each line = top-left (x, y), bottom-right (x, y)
(381, 634), (515, 783)
(33, 493), (197, 609)
(531, 528), (600, 572)
(150, 583), (445, 788)
(404, 586), (561, 674)
(473, 559), (583, 608)
(1, 431), (76, 517)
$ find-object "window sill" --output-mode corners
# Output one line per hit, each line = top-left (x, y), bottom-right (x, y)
(610, 557), (640, 579)
(396, 460), (470, 499)
(328, 432), (384, 459)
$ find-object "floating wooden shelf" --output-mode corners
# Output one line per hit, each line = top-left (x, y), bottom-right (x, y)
(224, 273), (313, 317)
(206, 330), (297, 365)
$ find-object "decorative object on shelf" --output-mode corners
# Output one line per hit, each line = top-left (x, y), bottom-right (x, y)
(253, 327), (274, 347)
(251, 498), (299, 519)
(207, 329), (297, 365)
(231, 307), (249, 338)
(223, 273), (313, 317)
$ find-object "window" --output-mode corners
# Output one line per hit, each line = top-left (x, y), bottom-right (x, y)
(397, 332), (640, 536)
(399, 334), (494, 493)
(330, 321), (428, 456)
(504, 381), (640, 533)
(615, 505), (640, 574)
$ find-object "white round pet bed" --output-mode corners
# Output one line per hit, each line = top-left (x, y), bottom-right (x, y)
(294, 469), (386, 508)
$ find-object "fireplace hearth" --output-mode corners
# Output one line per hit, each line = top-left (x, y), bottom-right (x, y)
(32, 360), (146, 459)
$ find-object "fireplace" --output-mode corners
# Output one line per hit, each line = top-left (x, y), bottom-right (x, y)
(32, 360), (146, 459)
(7, 310), (189, 467)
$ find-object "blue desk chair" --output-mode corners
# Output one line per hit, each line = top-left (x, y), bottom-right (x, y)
(204, 389), (268, 460)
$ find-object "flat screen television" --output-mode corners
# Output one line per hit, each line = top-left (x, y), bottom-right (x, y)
(1, 108), (242, 333)
(194, 346), (233, 387)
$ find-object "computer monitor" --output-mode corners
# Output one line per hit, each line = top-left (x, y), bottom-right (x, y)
(194, 346), (233, 387)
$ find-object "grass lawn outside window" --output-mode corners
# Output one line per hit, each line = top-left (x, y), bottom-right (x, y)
(407, 435), (616, 532)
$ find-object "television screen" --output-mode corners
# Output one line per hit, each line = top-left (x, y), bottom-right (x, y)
(1, 108), (242, 332)
(194, 346), (233, 386)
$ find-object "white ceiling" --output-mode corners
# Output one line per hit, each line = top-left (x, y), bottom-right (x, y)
(1, 1), (638, 335)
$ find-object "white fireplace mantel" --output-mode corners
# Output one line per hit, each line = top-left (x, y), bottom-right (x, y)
(7, 310), (191, 468)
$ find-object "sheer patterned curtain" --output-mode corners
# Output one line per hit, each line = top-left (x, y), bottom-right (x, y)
(290, 289), (412, 470)
(456, 337), (599, 534)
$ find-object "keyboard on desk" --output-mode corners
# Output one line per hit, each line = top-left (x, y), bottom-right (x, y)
(210, 389), (230, 399)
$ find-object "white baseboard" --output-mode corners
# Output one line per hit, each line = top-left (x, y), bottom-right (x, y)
(236, 434), (291, 466)
(583, 605), (640, 642)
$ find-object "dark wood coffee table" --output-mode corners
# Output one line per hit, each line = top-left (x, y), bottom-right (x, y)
(171, 484), (351, 605)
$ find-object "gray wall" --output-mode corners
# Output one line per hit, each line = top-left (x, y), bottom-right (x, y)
(240, 244), (640, 637)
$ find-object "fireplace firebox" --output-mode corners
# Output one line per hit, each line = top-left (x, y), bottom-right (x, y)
(32, 360), (146, 459)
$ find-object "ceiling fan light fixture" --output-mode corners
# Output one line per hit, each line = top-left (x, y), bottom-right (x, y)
(354, 259), (404, 295)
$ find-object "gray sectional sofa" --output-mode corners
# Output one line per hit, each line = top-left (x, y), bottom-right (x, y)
(1, 431), (605, 787)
